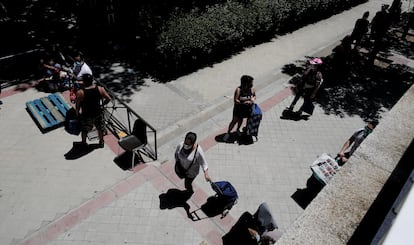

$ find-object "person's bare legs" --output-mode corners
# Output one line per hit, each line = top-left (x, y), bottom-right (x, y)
(227, 115), (240, 134)
(224, 115), (240, 141)
(288, 94), (301, 110)
(80, 130), (88, 148)
(236, 117), (243, 134)
(98, 129), (104, 147)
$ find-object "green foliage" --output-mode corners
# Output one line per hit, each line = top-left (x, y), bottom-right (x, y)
(154, 0), (367, 73)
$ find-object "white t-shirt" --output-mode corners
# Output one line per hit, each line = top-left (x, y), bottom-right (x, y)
(73, 62), (92, 79)
(174, 143), (208, 178)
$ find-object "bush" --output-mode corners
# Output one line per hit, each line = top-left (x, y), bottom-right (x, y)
(154, 0), (367, 78)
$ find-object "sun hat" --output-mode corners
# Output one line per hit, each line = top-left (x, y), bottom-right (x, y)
(309, 57), (323, 65)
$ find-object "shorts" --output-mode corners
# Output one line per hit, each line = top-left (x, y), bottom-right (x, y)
(80, 114), (105, 133)
(233, 104), (252, 118)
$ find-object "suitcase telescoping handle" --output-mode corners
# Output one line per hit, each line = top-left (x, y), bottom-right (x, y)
(209, 180), (223, 195)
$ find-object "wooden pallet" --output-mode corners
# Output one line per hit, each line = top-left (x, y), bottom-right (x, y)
(26, 92), (72, 132)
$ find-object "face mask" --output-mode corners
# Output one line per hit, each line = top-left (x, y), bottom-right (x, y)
(364, 126), (373, 135)
(75, 61), (82, 66)
(183, 144), (193, 150)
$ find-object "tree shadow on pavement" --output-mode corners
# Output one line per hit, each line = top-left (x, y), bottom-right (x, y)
(281, 36), (414, 121)
(291, 175), (325, 209)
(92, 59), (147, 103)
(159, 188), (192, 218)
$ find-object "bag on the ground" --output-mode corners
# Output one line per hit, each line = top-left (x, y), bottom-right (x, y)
(174, 160), (187, 179)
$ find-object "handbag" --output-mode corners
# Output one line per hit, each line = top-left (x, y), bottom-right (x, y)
(175, 145), (198, 179)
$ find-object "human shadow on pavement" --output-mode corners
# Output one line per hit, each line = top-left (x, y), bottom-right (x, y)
(189, 195), (232, 221)
(291, 175), (325, 209)
(64, 142), (101, 160)
(215, 133), (237, 144)
(215, 132), (254, 145)
(159, 189), (192, 218)
(279, 108), (310, 121)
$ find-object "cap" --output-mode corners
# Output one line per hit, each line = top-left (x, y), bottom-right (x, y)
(185, 132), (197, 145)
(309, 57), (323, 65)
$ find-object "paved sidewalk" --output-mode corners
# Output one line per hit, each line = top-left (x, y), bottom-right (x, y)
(0, 0), (403, 244)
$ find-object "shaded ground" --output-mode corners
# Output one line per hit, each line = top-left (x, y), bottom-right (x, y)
(91, 59), (147, 103)
(282, 24), (414, 121)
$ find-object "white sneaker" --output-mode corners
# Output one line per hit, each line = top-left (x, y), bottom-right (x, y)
(223, 133), (230, 142)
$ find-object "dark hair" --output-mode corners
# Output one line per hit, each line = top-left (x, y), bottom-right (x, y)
(363, 11), (369, 18)
(74, 51), (84, 60)
(368, 119), (379, 127)
(240, 75), (254, 88)
(82, 74), (93, 86)
(185, 132), (197, 144)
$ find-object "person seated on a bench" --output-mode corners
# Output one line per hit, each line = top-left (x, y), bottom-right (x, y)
(337, 119), (378, 165)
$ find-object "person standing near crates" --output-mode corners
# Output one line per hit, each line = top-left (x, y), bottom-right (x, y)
(75, 74), (111, 148)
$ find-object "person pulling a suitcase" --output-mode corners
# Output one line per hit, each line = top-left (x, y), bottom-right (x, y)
(174, 132), (211, 196)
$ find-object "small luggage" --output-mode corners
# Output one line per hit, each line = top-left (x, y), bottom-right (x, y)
(190, 180), (238, 220)
(210, 181), (238, 217)
(211, 180), (239, 204)
(246, 103), (262, 140)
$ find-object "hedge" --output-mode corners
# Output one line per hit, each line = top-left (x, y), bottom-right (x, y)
(155, 0), (367, 76)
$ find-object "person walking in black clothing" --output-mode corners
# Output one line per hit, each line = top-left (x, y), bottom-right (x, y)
(350, 11), (370, 49)
(75, 74), (111, 147)
(286, 58), (323, 116)
(370, 4), (390, 42)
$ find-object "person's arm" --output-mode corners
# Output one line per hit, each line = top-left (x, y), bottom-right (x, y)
(174, 143), (182, 162)
(310, 72), (323, 99)
(310, 82), (321, 99)
(248, 228), (261, 243)
(99, 86), (112, 105)
(43, 63), (58, 72)
(339, 132), (357, 158)
(234, 87), (241, 104)
(246, 87), (256, 105)
(197, 146), (211, 181)
(338, 139), (351, 157)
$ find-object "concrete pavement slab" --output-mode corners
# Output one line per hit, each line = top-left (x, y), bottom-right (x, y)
(1, 0), (403, 244)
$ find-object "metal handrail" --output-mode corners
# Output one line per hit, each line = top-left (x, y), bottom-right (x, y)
(96, 80), (157, 161)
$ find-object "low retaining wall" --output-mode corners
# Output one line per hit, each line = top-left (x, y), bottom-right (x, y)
(277, 84), (414, 244)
